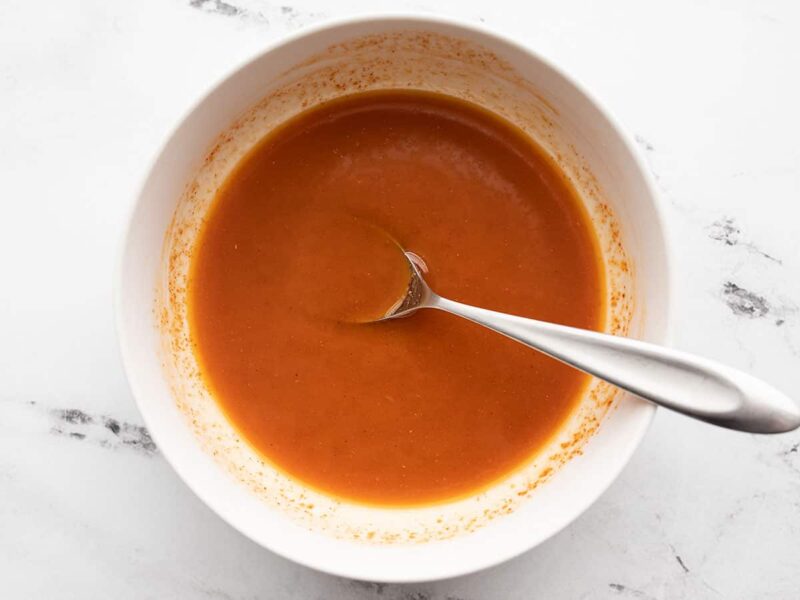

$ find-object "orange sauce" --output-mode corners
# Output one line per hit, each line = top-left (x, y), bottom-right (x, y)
(189, 91), (604, 506)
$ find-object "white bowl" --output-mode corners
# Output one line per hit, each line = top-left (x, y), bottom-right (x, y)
(116, 15), (671, 583)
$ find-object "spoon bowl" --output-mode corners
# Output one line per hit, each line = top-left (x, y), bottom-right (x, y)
(379, 251), (434, 320)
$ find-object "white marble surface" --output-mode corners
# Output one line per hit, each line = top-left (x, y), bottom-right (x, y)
(2, 0), (799, 597)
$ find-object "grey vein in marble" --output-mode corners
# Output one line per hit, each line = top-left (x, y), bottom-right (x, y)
(343, 582), (471, 600)
(719, 281), (799, 328)
(189, 0), (242, 17)
(608, 583), (658, 599)
(720, 282), (771, 318)
(349, 580), (388, 595)
(634, 134), (655, 153)
(278, 4), (326, 28)
(707, 217), (782, 264)
(778, 441), (800, 475)
(670, 545), (690, 574)
(188, 0), (268, 24)
(47, 405), (157, 455)
(187, 0), (325, 29)
(633, 134), (674, 202)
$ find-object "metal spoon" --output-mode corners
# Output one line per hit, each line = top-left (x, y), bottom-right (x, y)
(375, 251), (800, 434)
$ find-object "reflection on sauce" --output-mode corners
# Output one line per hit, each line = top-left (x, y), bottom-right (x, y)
(275, 213), (411, 323)
(189, 91), (604, 506)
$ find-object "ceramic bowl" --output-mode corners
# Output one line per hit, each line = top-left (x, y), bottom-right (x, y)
(116, 15), (671, 582)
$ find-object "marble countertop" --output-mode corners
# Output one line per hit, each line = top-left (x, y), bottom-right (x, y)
(2, 1), (799, 598)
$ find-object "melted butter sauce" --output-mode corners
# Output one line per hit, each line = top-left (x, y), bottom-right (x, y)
(189, 90), (604, 506)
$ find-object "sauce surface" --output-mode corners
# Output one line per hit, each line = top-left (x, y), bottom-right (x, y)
(189, 91), (604, 506)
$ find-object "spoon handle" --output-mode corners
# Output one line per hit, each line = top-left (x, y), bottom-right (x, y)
(431, 295), (800, 433)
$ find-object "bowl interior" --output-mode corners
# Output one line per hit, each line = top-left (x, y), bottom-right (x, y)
(117, 17), (669, 582)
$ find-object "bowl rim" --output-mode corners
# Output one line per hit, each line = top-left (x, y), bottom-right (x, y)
(114, 12), (673, 583)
